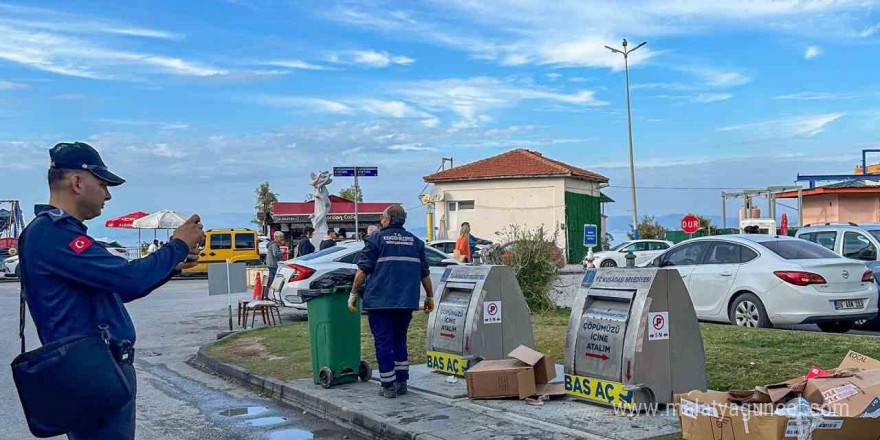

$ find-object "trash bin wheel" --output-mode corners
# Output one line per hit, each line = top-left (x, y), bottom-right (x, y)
(319, 367), (334, 389)
(358, 360), (372, 382)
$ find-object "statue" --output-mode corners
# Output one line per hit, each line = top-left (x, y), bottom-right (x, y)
(310, 171), (333, 247)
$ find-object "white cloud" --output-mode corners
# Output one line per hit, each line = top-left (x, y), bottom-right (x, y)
(545, 73), (562, 81)
(679, 66), (752, 88)
(0, 80), (27, 90)
(860, 23), (880, 37)
(773, 92), (855, 100)
(693, 93), (733, 103)
(717, 113), (845, 138)
(399, 77), (606, 126)
(253, 96), (354, 114)
(359, 100), (438, 127)
(258, 59), (331, 70)
(319, 1), (873, 70)
(0, 7), (225, 79)
(329, 50), (415, 68)
(387, 143), (435, 152)
(153, 143), (186, 158)
(92, 118), (190, 130)
(804, 45), (822, 59)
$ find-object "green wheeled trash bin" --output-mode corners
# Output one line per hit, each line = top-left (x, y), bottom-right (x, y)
(302, 286), (372, 388)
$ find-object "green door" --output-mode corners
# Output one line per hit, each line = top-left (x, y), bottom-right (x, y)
(564, 191), (602, 264)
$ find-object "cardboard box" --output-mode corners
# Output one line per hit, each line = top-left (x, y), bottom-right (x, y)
(465, 345), (559, 400)
(466, 358), (536, 399)
(677, 351), (880, 440)
(507, 345), (556, 384)
(676, 391), (880, 440)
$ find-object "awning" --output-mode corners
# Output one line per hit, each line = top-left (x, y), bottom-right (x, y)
(105, 211), (149, 229)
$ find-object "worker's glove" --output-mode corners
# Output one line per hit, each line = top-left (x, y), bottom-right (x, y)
(347, 293), (358, 313)
(424, 297), (435, 314)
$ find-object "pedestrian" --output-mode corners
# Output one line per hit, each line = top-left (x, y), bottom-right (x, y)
(266, 231), (284, 288)
(296, 226), (315, 257)
(320, 230), (337, 250)
(454, 223), (472, 263)
(460, 222), (491, 262)
(348, 205), (434, 398)
(16, 142), (204, 439)
(338, 228), (348, 239)
(366, 224), (379, 237)
(147, 239), (159, 254)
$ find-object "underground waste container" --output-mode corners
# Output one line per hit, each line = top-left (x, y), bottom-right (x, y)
(301, 285), (371, 388)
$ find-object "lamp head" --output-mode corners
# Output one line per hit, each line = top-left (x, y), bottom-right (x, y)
(622, 38), (628, 48)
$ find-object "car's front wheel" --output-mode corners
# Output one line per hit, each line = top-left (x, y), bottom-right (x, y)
(600, 259), (617, 268)
(729, 293), (772, 328)
(817, 320), (855, 333)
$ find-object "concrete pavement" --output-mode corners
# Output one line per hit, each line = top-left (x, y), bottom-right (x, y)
(0, 278), (360, 440)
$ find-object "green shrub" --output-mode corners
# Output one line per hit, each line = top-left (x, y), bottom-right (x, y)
(483, 224), (560, 313)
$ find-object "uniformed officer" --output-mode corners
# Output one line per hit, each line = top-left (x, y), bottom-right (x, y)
(17, 142), (205, 440)
(348, 205), (435, 398)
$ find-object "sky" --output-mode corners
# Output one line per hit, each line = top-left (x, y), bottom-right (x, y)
(3, 0), (880, 243)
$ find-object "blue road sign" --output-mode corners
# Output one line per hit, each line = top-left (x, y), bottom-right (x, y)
(333, 167), (355, 177)
(334, 166), (378, 177)
(357, 167), (378, 177)
(583, 224), (598, 247)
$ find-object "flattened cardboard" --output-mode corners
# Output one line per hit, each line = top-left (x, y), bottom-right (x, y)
(837, 350), (880, 371)
(466, 358), (536, 399)
(803, 369), (880, 416)
(507, 345), (556, 383)
(676, 391), (880, 440)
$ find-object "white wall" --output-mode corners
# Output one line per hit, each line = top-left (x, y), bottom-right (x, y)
(432, 177), (601, 252)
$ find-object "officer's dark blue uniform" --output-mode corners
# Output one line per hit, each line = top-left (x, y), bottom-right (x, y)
(18, 143), (190, 440)
(357, 221), (429, 391)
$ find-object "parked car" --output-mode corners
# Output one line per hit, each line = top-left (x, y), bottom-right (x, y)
(485, 241), (566, 268)
(648, 235), (878, 333)
(183, 228), (261, 275)
(427, 239), (489, 260)
(271, 241), (460, 310)
(586, 239), (672, 268)
(94, 238), (130, 260)
(1, 255), (18, 278)
(258, 235), (268, 260)
(796, 222), (880, 329)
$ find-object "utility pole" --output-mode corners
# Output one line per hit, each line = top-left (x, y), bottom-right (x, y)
(605, 39), (646, 239)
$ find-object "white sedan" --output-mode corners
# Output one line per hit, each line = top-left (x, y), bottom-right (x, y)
(649, 235), (878, 333)
(588, 240), (672, 268)
(271, 241), (460, 310)
(1, 255), (18, 278)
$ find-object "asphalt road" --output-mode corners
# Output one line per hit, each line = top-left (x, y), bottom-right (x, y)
(0, 278), (361, 440)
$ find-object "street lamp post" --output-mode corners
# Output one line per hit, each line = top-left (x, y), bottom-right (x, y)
(605, 39), (646, 239)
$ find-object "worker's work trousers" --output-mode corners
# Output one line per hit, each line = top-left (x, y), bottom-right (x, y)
(68, 364), (137, 440)
(368, 309), (413, 389)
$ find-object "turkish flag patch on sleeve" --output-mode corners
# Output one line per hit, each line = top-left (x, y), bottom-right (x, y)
(69, 235), (93, 254)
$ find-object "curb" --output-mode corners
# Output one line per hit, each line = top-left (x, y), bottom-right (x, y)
(191, 348), (417, 440)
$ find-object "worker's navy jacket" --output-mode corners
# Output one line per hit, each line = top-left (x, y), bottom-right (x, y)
(19, 207), (189, 345)
(357, 224), (430, 310)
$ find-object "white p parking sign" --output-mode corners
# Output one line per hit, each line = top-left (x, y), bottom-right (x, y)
(483, 301), (501, 324)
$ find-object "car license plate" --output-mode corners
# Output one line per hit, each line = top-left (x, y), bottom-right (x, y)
(833, 299), (864, 310)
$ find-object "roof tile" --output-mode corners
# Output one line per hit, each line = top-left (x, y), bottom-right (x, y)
(423, 149), (608, 183)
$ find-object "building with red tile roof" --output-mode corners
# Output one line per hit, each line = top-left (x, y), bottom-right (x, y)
(423, 149), (610, 263)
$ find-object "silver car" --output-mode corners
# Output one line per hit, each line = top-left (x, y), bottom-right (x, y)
(271, 241), (460, 309)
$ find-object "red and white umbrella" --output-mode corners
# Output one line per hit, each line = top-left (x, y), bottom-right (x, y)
(105, 211), (149, 229)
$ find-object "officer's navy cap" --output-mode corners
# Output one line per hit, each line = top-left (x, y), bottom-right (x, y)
(49, 142), (125, 186)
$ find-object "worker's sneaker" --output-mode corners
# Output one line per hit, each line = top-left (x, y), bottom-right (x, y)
(395, 382), (408, 396)
(379, 386), (397, 398)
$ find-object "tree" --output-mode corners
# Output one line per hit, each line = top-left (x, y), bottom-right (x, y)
(696, 215), (713, 234)
(254, 182), (279, 226)
(339, 185), (363, 202)
(628, 215), (666, 240)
